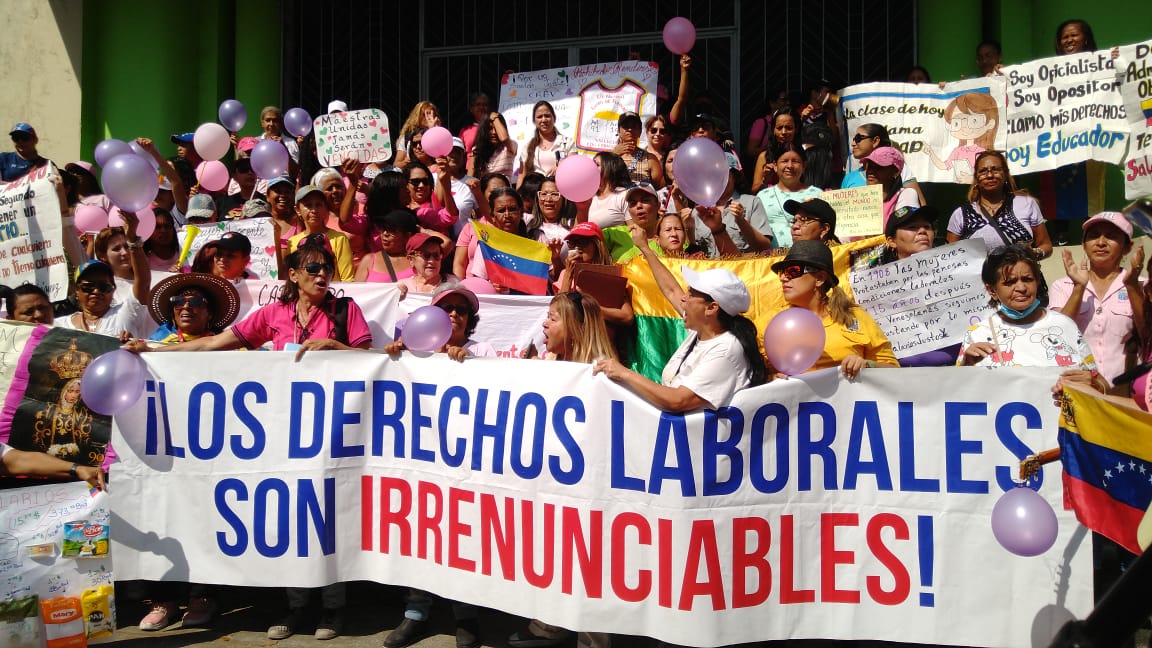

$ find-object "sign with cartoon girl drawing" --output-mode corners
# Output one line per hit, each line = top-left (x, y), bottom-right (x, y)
(839, 78), (1008, 185)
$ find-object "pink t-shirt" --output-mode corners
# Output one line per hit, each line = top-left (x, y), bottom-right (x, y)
(1049, 275), (1142, 385)
(456, 219), (488, 279)
(231, 298), (372, 350)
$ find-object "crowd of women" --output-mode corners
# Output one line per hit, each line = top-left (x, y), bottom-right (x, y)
(0, 15), (1149, 648)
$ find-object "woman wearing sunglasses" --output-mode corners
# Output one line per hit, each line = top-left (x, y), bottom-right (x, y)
(386, 283), (495, 363)
(593, 221), (767, 412)
(643, 115), (672, 163)
(57, 211), (153, 337)
(772, 240), (899, 378)
(136, 273), (241, 345)
(131, 244), (372, 359)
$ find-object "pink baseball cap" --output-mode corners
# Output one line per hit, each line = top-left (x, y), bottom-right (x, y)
(1082, 211), (1133, 240)
(565, 222), (603, 240)
(237, 136), (259, 153)
(861, 146), (905, 172)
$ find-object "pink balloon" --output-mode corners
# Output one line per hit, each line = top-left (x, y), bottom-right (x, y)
(663, 17), (696, 55)
(991, 487), (1059, 557)
(422, 126), (454, 158)
(196, 160), (230, 191)
(94, 139), (132, 168)
(250, 139), (290, 179)
(74, 204), (109, 233)
(101, 154), (159, 213)
(404, 305), (453, 352)
(460, 277), (497, 295)
(81, 350), (147, 415)
(108, 206), (157, 242)
(555, 155), (600, 202)
(194, 122), (231, 161)
(672, 137), (729, 207)
(764, 308), (826, 375)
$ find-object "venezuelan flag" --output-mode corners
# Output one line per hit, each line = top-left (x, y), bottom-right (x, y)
(1142, 97), (1152, 127)
(1058, 384), (1152, 554)
(473, 221), (552, 295)
(620, 236), (884, 380)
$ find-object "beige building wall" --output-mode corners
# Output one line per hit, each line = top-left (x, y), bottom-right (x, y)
(0, 0), (83, 164)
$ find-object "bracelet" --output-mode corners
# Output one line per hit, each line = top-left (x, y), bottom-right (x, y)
(68, 463), (79, 479)
(710, 225), (727, 236)
(866, 360), (877, 368)
(125, 237), (143, 249)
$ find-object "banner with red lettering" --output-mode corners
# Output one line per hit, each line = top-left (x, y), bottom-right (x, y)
(109, 354), (1092, 647)
(0, 164), (68, 299)
(1116, 40), (1152, 199)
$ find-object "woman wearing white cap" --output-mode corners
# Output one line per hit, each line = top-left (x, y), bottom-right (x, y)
(593, 222), (767, 411)
(1050, 212), (1146, 387)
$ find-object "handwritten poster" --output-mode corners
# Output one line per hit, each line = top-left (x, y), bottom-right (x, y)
(1117, 41), (1152, 199)
(498, 61), (659, 154)
(176, 218), (278, 280)
(313, 109), (393, 167)
(1000, 51), (1128, 174)
(820, 184), (884, 237)
(0, 165), (68, 300)
(849, 239), (989, 357)
(839, 79), (1008, 184)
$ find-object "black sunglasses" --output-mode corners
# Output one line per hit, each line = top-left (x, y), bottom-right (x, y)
(408, 177), (432, 187)
(170, 295), (208, 309)
(77, 281), (115, 295)
(648, 127), (667, 134)
(852, 134), (875, 143)
(10, 133), (33, 143)
(438, 303), (472, 316)
(776, 264), (816, 281)
(302, 262), (335, 275)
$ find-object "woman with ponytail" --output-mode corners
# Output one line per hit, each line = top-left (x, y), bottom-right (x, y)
(593, 221), (767, 412)
(772, 240), (899, 378)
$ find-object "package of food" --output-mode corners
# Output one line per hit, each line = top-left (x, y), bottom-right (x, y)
(61, 521), (108, 558)
(40, 596), (86, 648)
(81, 586), (114, 639)
(0, 594), (41, 648)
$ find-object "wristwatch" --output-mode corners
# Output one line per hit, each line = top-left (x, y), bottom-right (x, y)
(68, 463), (79, 479)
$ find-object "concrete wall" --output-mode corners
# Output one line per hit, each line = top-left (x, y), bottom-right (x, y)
(0, 0), (84, 163)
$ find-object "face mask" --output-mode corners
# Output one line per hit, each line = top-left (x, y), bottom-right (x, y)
(998, 300), (1040, 320)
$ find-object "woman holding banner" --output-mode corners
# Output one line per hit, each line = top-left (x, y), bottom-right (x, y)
(946, 150), (1052, 259)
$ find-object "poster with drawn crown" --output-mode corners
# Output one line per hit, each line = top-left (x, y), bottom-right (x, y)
(498, 60), (659, 156)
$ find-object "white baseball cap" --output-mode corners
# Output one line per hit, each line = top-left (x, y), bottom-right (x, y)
(681, 266), (750, 316)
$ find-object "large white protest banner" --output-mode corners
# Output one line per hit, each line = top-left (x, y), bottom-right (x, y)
(1116, 40), (1152, 199)
(499, 61), (659, 155)
(1000, 51), (1128, 174)
(111, 353), (1092, 647)
(850, 239), (989, 358)
(0, 482), (116, 644)
(839, 79), (1008, 184)
(314, 109), (393, 167)
(0, 165), (68, 300)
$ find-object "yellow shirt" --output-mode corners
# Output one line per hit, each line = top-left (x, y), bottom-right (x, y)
(287, 229), (355, 282)
(809, 307), (898, 371)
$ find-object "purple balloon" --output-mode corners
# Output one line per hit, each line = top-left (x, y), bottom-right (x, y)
(102, 154), (159, 213)
(218, 99), (248, 132)
(403, 306), (453, 352)
(764, 308), (826, 375)
(80, 350), (147, 415)
(991, 486), (1059, 557)
(672, 137), (729, 207)
(663, 17), (697, 55)
(284, 107), (313, 137)
(250, 139), (291, 179)
(94, 139), (132, 168)
(127, 140), (160, 171)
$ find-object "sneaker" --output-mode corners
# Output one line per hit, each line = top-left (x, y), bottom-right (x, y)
(457, 618), (481, 648)
(267, 608), (305, 641)
(384, 618), (429, 648)
(315, 608), (343, 641)
(507, 627), (569, 648)
(181, 597), (216, 628)
(139, 601), (178, 631)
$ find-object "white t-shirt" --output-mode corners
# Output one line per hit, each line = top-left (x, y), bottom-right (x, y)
(54, 298), (154, 339)
(957, 309), (1096, 369)
(588, 188), (629, 229)
(660, 331), (751, 409)
(259, 132), (300, 163)
(447, 176), (480, 238)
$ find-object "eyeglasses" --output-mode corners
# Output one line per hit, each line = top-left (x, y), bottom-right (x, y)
(537, 191), (561, 199)
(302, 262), (335, 275)
(976, 166), (1005, 177)
(170, 295), (208, 309)
(414, 251), (442, 261)
(792, 214), (821, 225)
(852, 134), (874, 143)
(11, 133), (33, 143)
(438, 303), (472, 316)
(77, 281), (115, 295)
(648, 128), (667, 134)
(408, 177), (432, 187)
(775, 264), (816, 281)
